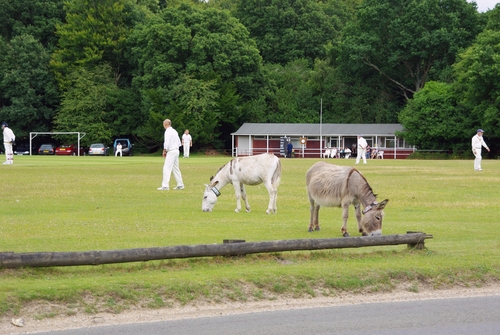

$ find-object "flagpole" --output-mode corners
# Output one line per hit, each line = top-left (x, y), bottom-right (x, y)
(320, 98), (323, 158)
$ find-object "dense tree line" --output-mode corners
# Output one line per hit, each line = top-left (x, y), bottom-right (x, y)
(0, 0), (498, 153)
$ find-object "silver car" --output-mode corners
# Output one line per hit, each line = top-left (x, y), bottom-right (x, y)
(88, 143), (109, 156)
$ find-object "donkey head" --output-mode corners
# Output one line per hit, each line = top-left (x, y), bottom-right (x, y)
(360, 199), (389, 236)
(202, 180), (220, 212)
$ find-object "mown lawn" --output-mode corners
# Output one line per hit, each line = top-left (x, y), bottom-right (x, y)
(0, 154), (499, 317)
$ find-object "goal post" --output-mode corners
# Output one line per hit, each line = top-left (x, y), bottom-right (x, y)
(29, 132), (87, 156)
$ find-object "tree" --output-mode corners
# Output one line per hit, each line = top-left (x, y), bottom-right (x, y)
(0, 0), (65, 49)
(235, 0), (355, 66)
(339, 0), (481, 99)
(453, 6), (500, 138)
(263, 59), (318, 123)
(128, 3), (266, 149)
(0, 34), (59, 138)
(51, 0), (131, 88)
(54, 66), (117, 145)
(398, 81), (471, 150)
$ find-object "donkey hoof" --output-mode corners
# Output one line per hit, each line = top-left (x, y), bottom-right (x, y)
(308, 228), (313, 233)
(315, 227), (320, 231)
(343, 232), (350, 237)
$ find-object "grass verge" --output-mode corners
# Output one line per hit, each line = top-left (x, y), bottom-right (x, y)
(1, 155), (499, 317)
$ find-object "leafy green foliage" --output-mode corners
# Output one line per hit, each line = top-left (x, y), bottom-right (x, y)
(0, 34), (59, 138)
(0, 0), (65, 49)
(264, 60), (318, 123)
(453, 26), (500, 137)
(51, 0), (131, 88)
(129, 3), (265, 149)
(0, 0), (497, 152)
(398, 81), (471, 151)
(338, 0), (481, 99)
(54, 65), (116, 145)
(234, 0), (355, 66)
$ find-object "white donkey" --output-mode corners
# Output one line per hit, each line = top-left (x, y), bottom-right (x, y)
(202, 153), (281, 213)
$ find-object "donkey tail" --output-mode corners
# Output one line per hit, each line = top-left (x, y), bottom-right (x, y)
(272, 158), (282, 187)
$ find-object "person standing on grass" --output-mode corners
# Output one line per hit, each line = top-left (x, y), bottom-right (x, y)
(355, 135), (367, 164)
(2, 122), (15, 165)
(158, 119), (184, 191)
(182, 129), (192, 158)
(472, 129), (490, 171)
(287, 141), (293, 158)
(115, 142), (123, 157)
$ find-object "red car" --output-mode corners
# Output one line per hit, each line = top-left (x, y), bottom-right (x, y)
(55, 144), (86, 156)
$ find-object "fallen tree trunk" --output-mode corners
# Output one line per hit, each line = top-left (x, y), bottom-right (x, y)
(0, 232), (432, 268)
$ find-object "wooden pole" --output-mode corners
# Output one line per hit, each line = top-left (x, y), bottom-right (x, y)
(0, 233), (432, 269)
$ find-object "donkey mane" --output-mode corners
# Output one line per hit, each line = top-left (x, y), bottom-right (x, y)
(210, 162), (230, 182)
(347, 168), (377, 199)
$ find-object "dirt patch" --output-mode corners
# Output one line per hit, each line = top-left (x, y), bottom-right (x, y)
(2, 283), (499, 334)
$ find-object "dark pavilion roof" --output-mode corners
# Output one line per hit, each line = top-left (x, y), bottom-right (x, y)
(231, 123), (403, 136)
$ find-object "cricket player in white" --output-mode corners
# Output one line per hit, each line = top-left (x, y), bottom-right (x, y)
(471, 129), (490, 171)
(355, 135), (368, 165)
(182, 129), (192, 158)
(158, 119), (184, 190)
(2, 122), (15, 165)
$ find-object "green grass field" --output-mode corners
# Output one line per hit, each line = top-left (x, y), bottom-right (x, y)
(1, 154), (499, 317)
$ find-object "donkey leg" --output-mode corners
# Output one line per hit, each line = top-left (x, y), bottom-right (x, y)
(354, 203), (363, 234)
(232, 182), (242, 213)
(341, 202), (350, 237)
(240, 184), (251, 212)
(265, 182), (277, 214)
(314, 204), (320, 231)
(308, 200), (320, 232)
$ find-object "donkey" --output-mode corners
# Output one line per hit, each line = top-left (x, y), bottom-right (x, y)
(306, 162), (388, 237)
(202, 153), (281, 214)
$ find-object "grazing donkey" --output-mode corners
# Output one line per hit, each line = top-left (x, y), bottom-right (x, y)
(202, 153), (281, 214)
(306, 162), (388, 237)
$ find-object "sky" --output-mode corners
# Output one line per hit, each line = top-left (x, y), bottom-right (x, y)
(468, 0), (499, 12)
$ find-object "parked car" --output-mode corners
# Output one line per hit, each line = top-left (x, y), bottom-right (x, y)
(113, 138), (133, 156)
(88, 143), (109, 156)
(55, 144), (86, 156)
(38, 144), (56, 155)
(14, 142), (38, 155)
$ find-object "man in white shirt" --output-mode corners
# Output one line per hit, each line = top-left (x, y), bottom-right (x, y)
(471, 129), (490, 171)
(355, 135), (368, 164)
(2, 122), (15, 165)
(158, 119), (184, 190)
(115, 142), (123, 157)
(182, 129), (192, 158)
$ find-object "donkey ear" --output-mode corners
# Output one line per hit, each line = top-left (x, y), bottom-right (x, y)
(377, 199), (389, 210)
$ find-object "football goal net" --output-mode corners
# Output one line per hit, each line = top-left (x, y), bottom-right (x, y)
(29, 132), (87, 156)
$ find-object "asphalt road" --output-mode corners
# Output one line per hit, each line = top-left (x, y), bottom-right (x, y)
(35, 295), (500, 335)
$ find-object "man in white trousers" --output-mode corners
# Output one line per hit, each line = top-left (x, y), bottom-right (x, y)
(182, 129), (192, 158)
(115, 142), (123, 157)
(158, 119), (184, 190)
(472, 129), (490, 171)
(2, 122), (15, 165)
(355, 135), (367, 165)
